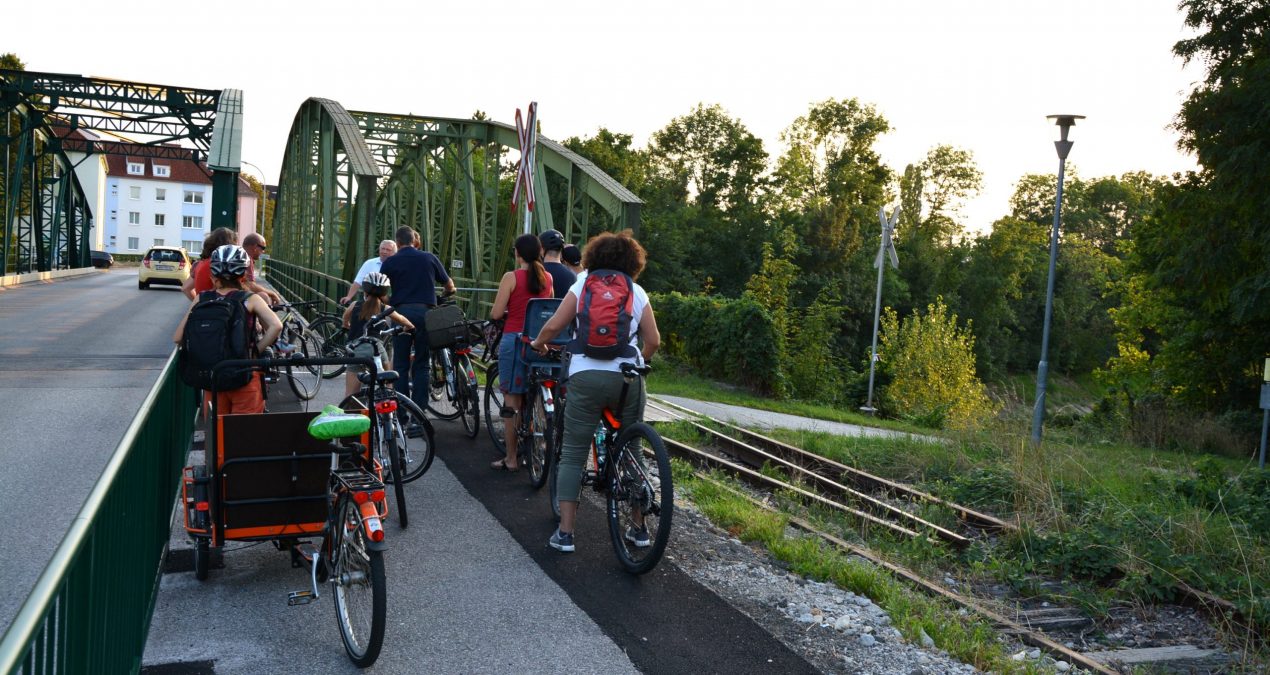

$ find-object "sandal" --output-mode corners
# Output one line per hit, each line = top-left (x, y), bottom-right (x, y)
(490, 458), (519, 472)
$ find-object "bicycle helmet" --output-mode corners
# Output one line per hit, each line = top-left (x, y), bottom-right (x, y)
(538, 228), (565, 252)
(209, 244), (249, 279)
(362, 271), (391, 297)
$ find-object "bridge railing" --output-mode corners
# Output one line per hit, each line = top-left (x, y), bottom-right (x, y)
(0, 352), (196, 674)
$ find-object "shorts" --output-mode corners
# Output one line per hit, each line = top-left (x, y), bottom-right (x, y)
(204, 372), (265, 416)
(497, 332), (530, 394)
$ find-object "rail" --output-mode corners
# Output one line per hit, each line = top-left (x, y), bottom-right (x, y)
(0, 352), (197, 674)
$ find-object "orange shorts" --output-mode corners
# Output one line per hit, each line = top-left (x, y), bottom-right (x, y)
(204, 372), (265, 416)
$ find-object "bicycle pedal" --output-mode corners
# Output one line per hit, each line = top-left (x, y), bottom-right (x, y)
(287, 590), (316, 606)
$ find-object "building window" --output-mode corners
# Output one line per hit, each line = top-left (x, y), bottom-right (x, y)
(153, 164), (170, 177)
(183, 190), (204, 204)
(128, 211), (140, 225)
(183, 239), (201, 252)
(154, 214), (165, 226)
(182, 215), (204, 229)
(155, 188), (166, 201)
(127, 237), (139, 250)
(129, 186), (141, 200)
(153, 238), (164, 247)
(110, 210), (117, 221)
(127, 162), (144, 175)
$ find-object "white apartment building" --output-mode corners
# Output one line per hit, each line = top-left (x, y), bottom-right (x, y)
(102, 152), (212, 255)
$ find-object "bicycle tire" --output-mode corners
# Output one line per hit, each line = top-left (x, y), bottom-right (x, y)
(194, 538), (209, 581)
(384, 424), (409, 529)
(456, 353), (480, 438)
(484, 369), (505, 454)
(310, 316), (348, 378)
(606, 422), (673, 575)
(527, 386), (553, 489)
(548, 455), (562, 521)
(392, 392), (435, 483)
(332, 495), (386, 667)
(285, 326), (321, 401)
(425, 349), (462, 420)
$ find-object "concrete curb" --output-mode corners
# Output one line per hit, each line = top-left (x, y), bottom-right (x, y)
(0, 267), (103, 288)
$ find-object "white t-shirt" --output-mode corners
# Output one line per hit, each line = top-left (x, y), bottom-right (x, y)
(566, 271), (649, 376)
(353, 257), (383, 285)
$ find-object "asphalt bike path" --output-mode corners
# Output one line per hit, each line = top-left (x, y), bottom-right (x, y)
(440, 430), (819, 674)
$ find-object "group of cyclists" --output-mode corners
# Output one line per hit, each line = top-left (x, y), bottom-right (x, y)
(174, 223), (661, 557)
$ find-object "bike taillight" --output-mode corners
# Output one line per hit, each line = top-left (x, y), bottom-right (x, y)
(543, 380), (555, 389)
(374, 399), (397, 414)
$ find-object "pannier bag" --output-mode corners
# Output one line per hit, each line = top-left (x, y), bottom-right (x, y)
(569, 270), (638, 360)
(521, 297), (572, 365)
(425, 304), (467, 349)
(178, 290), (254, 391)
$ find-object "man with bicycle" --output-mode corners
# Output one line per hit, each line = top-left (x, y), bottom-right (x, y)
(340, 239), (398, 306)
(380, 226), (456, 416)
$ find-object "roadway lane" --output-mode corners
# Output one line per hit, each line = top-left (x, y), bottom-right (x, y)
(0, 269), (191, 629)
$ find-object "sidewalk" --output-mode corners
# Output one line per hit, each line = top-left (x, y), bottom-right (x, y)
(651, 394), (941, 443)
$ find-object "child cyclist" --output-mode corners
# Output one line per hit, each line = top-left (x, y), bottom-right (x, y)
(173, 244), (283, 415)
(342, 272), (414, 398)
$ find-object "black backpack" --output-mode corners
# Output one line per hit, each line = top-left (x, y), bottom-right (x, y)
(178, 290), (254, 391)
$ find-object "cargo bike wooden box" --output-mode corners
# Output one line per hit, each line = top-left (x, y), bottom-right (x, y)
(180, 355), (392, 667)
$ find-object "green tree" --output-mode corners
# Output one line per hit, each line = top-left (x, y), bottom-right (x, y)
(0, 53), (25, 71)
(1107, 0), (1270, 410)
(878, 298), (995, 429)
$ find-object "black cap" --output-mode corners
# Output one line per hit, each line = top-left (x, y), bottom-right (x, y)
(539, 229), (565, 252)
(562, 244), (581, 266)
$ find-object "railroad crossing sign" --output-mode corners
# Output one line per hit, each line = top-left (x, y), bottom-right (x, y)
(874, 206), (900, 270)
(512, 102), (539, 233)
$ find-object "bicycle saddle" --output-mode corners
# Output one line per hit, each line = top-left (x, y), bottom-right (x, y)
(357, 370), (399, 385)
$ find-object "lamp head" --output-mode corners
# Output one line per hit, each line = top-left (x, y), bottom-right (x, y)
(1046, 114), (1084, 159)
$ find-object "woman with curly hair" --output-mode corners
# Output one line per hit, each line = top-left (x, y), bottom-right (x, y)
(530, 230), (660, 552)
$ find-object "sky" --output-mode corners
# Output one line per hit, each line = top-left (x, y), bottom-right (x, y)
(7, 0), (1203, 234)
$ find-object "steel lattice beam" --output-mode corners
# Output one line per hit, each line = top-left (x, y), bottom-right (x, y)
(1, 70), (242, 273)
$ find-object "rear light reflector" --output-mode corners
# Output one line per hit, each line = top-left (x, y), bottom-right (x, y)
(374, 400), (397, 414)
(195, 501), (209, 511)
(370, 489), (385, 503)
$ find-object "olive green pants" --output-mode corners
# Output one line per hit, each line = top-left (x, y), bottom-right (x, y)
(556, 369), (645, 502)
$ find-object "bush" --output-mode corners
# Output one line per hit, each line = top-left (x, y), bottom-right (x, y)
(652, 292), (785, 395)
(878, 298), (996, 430)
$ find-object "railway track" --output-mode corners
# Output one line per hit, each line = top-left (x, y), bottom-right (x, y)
(646, 397), (1236, 674)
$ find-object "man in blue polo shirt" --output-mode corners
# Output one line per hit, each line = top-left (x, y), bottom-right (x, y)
(379, 226), (456, 411)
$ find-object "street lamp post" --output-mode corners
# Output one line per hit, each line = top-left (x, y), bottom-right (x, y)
(1031, 114), (1084, 445)
(240, 160), (267, 238)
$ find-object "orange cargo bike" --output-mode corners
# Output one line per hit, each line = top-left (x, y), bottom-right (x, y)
(181, 355), (391, 667)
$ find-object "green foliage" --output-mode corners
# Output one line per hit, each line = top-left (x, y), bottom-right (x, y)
(878, 298), (995, 429)
(0, 53), (25, 71)
(652, 291), (786, 396)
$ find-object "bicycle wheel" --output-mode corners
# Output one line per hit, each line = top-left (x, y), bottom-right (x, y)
(286, 328), (322, 401)
(606, 422), (673, 575)
(456, 354), (480, 438)
(310, 316), (348, 379)
(384, 422), (409, 529)
(331, 495), (386, 667)
(548, 455), (563, 521)
(390, 392), (434, 483)
(527, 386), (553, 489)
(425, 349), (461, 420)
(484, 369), (505, 454)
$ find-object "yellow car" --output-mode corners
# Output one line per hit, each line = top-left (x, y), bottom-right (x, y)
(138, 246), (191, 290)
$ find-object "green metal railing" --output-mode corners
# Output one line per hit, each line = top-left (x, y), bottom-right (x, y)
(0, 352), (197, 674)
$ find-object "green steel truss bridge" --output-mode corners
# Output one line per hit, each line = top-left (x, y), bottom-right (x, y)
(1, 72), (641, 307)
(268, 98), (642, 314)
(0, 70), (243, 275)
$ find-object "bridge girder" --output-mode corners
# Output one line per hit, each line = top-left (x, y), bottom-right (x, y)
(0, 70), (243, 274)
(271, 101), (642, 310)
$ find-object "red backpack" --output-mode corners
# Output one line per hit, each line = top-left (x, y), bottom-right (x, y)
(570, 270), (638, 360)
